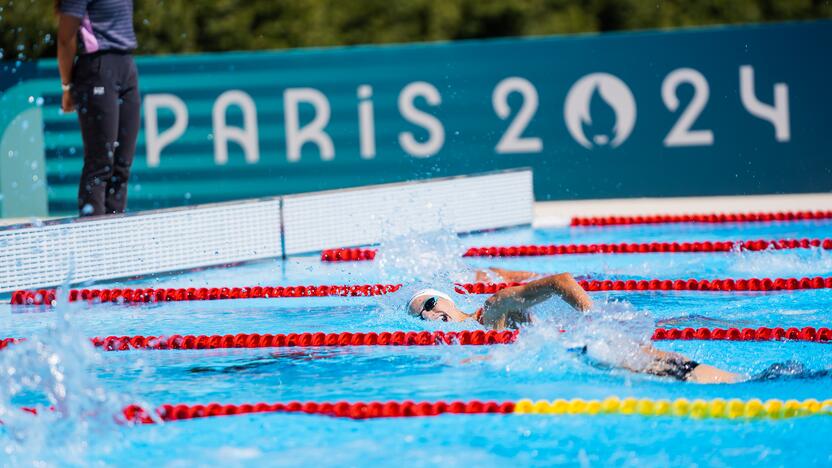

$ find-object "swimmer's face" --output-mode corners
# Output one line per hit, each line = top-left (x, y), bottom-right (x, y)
(408, 295), (468, 323)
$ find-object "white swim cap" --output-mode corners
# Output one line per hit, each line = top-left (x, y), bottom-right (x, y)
(407, 288), (455, 315)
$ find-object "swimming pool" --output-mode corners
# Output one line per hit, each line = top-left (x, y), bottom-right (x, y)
(2, 218), (832, 465)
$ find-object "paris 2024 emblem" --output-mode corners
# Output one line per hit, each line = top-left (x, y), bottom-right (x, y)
(564, 73), (636, 149)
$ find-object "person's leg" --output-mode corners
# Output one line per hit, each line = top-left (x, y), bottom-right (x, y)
(105, 55), (140, 214)
(73, 54), (120, 216)
(640, 346), (741, 384)
(686, 363), (742, 384)
(751, 361), (830, 381)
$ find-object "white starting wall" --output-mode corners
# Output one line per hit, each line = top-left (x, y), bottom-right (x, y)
(0, 199), (283, 292)
(0, 170), (533, 292)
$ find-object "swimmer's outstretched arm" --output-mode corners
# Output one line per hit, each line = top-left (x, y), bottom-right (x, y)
(480, 273), (593, 329)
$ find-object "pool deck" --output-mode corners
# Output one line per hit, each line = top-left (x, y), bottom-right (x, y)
(533, 193), (832, 227)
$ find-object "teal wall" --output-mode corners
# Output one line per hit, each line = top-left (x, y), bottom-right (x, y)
(1, 21), (830, 217)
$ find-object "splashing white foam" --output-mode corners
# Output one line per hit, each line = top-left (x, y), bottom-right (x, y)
(373, 212), (481, 320)
(730, 248), (832, 277)
(376, 229), (469, 286)
(0, 291), (132, 465)
(485, 299), (656, 375)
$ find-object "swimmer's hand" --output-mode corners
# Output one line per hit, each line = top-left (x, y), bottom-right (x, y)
(460, 355), (491, 364)
(474, 270), (492, 283)
(478, 267), (540, 283)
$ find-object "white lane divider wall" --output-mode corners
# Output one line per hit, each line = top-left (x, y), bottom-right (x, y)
(282, 170), (533, 255)
(0, 199), (283, 292)
(0, 170), (533, 292)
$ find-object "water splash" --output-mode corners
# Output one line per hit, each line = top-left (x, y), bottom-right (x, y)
(376, 228), (469, 286)
(371, 227), (476, 325)
(556, 248), (832, 281)
(730, 248), (832, 277)
(0, 292), (133, 464)
(484, 299), (656, 376)
(372, 199), (481, 320)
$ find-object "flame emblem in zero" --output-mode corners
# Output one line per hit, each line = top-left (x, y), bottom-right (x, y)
(564, 73), (637, 149)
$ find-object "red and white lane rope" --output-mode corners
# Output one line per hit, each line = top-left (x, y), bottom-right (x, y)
(11, 276), (832, 306)
(1, 326), (829, 353)
(321, 238), (832, 261)
(570, 210), (832, 227)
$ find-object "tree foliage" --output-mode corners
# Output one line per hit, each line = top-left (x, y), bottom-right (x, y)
(2, 0), (831, 61)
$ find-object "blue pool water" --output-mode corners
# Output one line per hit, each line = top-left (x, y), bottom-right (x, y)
(2, 220), (832, 465)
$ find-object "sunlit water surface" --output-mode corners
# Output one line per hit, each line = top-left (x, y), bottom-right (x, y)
(1, 220), (832, 465)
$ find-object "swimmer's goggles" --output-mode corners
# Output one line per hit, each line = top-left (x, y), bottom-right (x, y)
(418, 296), (439, 320)
(408, 289), (455, 320)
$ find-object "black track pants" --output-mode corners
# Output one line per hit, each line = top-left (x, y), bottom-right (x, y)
(71, 52), (140, 216)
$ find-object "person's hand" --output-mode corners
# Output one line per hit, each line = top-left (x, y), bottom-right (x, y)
(61, 90), (75, 113)
(474, 269), (491, 282)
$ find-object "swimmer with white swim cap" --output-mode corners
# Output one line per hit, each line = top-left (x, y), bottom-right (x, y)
(407, 288), (468, 323)
(407, 271), (742, 384)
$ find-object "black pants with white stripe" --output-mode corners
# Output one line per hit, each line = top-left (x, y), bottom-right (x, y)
(71, 51), (140, 216)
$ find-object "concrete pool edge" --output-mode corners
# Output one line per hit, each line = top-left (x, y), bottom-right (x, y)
(534, 193), (832, 227)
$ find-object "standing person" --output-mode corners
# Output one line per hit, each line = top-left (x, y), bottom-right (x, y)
(55, 0), (140, 216)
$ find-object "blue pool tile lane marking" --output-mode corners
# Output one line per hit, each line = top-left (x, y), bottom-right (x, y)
(11, 276), (832, 307)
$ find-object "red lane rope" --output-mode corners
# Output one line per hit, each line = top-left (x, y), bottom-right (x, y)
(458, 276), (832, 294)
(11, 276), (832, 306)
(120, 400), (516, 423)
(11, 284), (402, 306)
(0, 330), (519, 352)
(1, 327), (829, 353)
(570, 210), (832, 227)
(321, 238), (832, 261)
(322, 248), (377, 261)
(650, 326), (831, 342)
(0, 330), (518, 351)
(462, 238), (832, 258)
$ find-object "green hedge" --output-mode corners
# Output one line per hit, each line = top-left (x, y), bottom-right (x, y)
(2, 0), (831, 60)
